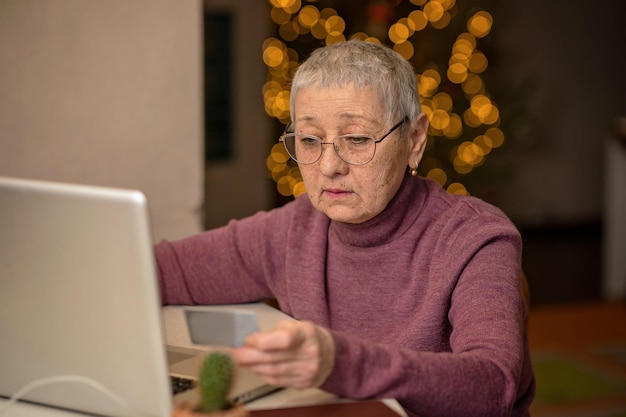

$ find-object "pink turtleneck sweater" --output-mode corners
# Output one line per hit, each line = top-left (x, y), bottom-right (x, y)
(155, 175), (535, 417)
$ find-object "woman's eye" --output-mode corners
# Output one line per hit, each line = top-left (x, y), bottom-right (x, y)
(347, 136), (372, 146)
(299, 136), (319, 146)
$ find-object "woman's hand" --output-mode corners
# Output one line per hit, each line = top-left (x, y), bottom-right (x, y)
(231, 320), (335, 389)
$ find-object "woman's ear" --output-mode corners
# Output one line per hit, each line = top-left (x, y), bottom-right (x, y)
(407, 112), (429, 166)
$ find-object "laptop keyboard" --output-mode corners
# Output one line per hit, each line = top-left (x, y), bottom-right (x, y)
(171, 375), (196, 395)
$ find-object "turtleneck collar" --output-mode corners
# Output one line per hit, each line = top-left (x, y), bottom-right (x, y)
(328, 174), (427, 248)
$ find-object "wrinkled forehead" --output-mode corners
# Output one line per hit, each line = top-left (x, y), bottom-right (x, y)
(292, 84), (386, 123)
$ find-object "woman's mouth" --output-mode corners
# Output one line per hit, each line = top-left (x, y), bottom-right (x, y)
(323, 188), (351, 199)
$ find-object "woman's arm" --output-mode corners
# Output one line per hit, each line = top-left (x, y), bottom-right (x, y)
(320, 234), (533, 417)
(154, 209), (289, 306)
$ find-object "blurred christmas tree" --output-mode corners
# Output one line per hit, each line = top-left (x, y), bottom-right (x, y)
(264, 0), (528, 201)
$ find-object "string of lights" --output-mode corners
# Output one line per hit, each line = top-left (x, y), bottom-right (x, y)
(264, 0), (505, 199)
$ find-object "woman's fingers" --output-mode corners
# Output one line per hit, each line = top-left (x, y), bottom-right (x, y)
(231, 320), (335, 389)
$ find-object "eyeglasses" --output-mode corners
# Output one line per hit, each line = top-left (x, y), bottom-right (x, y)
(279, 116), (409, 166)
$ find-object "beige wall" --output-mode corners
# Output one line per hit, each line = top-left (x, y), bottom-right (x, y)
(0, 0), (204, 242)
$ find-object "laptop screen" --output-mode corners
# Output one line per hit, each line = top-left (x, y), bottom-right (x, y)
(0, 177), (172, 417)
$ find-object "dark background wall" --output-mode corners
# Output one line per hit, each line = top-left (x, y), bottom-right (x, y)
(489, 0), (626, 305)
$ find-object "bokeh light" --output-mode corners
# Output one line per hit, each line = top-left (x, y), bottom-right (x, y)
(467, 10), (492, 38)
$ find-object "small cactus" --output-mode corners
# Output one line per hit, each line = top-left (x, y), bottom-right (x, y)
(198, 352), (235, 413)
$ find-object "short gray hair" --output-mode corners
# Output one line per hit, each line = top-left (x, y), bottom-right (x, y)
(289, 39), (421, 130)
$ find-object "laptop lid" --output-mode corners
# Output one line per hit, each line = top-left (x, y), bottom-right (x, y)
(0, 177), (172, 417)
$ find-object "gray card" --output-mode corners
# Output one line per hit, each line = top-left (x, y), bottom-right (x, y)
(184, 309), (260, 347)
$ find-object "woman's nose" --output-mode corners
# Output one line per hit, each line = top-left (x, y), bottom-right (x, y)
(317, 142), (349, 175)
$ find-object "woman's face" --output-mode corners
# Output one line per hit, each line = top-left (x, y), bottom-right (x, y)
(293, 84), (426, 224)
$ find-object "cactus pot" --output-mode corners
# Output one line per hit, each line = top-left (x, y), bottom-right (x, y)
(171, 403), (248, 417)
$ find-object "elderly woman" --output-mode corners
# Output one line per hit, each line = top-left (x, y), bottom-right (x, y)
(156, 40), (535, 417)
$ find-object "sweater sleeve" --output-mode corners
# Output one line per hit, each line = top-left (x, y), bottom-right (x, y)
(154, 209), (289, 305)
(320, 212), (533, 417)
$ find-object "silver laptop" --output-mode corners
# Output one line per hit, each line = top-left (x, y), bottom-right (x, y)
(0, 177), (274, 417)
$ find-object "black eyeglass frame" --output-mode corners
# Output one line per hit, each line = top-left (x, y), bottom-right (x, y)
(279, 115), (410, 166)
